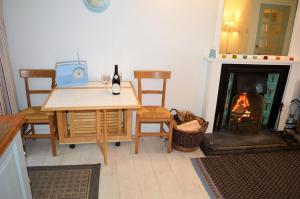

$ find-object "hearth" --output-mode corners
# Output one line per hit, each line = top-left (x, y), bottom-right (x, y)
(200, 64), (300, 155)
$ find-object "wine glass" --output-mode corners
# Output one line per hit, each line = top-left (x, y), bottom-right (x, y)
(101, 73), (111, 86)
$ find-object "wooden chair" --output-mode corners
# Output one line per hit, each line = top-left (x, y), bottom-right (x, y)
(19, 69), (57, 156)
(134, 70), (173, 154)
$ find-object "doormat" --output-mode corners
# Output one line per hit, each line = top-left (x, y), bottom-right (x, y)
(27, 164), (100, 199)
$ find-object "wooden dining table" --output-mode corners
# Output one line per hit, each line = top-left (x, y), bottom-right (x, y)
(42, 81), (140, 164)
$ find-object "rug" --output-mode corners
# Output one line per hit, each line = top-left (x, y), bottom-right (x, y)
(192, 151), (300, 199)
(27, 164), (100, 199)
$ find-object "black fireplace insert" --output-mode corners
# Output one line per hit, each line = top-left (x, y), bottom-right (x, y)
(213, 64), (290, 133)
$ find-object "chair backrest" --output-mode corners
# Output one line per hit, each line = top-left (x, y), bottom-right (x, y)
(19, 69), (55, 107)
(134, 70), (171, 107)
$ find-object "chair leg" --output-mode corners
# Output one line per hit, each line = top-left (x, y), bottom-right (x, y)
(30, 124), (35, 135)
(168, 118), (173, 153)
(160, 122), (165, 138)
(20, 125), (27, 155)
(49, 120), (57, 156)
(54, 120), (59, 141)
(135, 118), (140, 154)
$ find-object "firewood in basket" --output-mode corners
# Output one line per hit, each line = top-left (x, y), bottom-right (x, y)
(184, 111), (196, 122)
(176, 120), (202, 132)
(176, 110), (186, 123)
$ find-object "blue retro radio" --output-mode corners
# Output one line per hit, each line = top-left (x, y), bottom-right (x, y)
(55, 61), (88, 87)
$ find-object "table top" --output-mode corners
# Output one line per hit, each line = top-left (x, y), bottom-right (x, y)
(42, 81), (140, 111)
(57, 81), (132, 88)
(0, 115), (25, 155)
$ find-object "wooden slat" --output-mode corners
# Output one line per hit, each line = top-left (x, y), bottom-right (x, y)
(56, 108), (133, 148)
(72, 117), (95, 121)
(140, 132), (169, 137)
(73, 131), (96, 134)
(69, 111), (75, 134)
(73, 127), (96, 130)
(24, 119), (51, 124)
(141, 90), (164, 94)
(134, 70), (171, 79)
(134, 70), (170, 107)
(162, 79), (167, 106)
(56, 112), (65, 143)
(62, 112), (68, 137)
(73, 133), (96, 137)
(73, 119), (96, 122)
(72, 112), (94, 117)
(23, 134), (51, 139)
(72, 113), (96, 116)
(19, 69), (55, 78)
(73, 124), (96, 127)
(73, 126), (96, 130)
(138, 76), (142, 104)
(57, 133), (133, 144)
(72, 124), (119, 129)
(69, 110), (123, 138)
(28, 90), (52, 94)
(74, 124), (96, 128)
(24, 78), (31, 107)
(73, 130), (96, 133)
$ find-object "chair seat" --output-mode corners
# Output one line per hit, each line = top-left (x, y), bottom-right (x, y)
(137, 106), (171, 121)
(20, 106), (54, 122)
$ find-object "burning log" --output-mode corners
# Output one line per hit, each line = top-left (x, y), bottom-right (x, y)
(231, 93), (252, 120)
(228, 93), (264, 135)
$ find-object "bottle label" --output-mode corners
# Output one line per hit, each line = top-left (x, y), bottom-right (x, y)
(112, 83), (120, 94)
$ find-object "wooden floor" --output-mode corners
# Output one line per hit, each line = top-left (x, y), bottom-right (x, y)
(25, 137), (209, 199)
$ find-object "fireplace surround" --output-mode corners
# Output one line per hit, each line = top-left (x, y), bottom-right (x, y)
(200, 0), (300, 155)
(200, 58), (300, 155)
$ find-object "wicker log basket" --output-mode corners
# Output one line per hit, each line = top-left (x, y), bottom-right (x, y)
(171, 109), (209, 152)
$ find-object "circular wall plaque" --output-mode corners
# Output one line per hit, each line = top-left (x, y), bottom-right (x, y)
(83, 0), (110, 13)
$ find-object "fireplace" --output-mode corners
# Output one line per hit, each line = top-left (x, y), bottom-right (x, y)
(214, 64), (289, 132)
(227, 72), (266, 135)
(200, 63), (300, 155)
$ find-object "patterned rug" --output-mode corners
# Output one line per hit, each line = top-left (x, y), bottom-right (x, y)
(192, 151), (300, 199)
(27, 164), (100, 199)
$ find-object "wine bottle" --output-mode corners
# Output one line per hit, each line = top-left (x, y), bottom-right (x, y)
(112, 65), (120, 95)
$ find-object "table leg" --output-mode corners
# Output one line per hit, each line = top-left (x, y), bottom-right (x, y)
(96, 110), (108, 165)
(103, 110), (108, 164)
(125, 110), (133, 140)
(56, 111), (66, 144)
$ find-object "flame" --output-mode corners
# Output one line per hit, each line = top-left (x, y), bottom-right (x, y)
(231, 94), (251, 120)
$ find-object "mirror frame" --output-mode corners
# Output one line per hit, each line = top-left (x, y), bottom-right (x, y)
(213, 0), (300, 56)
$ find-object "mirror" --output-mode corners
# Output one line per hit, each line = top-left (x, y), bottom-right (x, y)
(219, 0), (298, 55)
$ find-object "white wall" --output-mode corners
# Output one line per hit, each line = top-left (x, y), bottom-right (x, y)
(3, 0), (218, 116)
